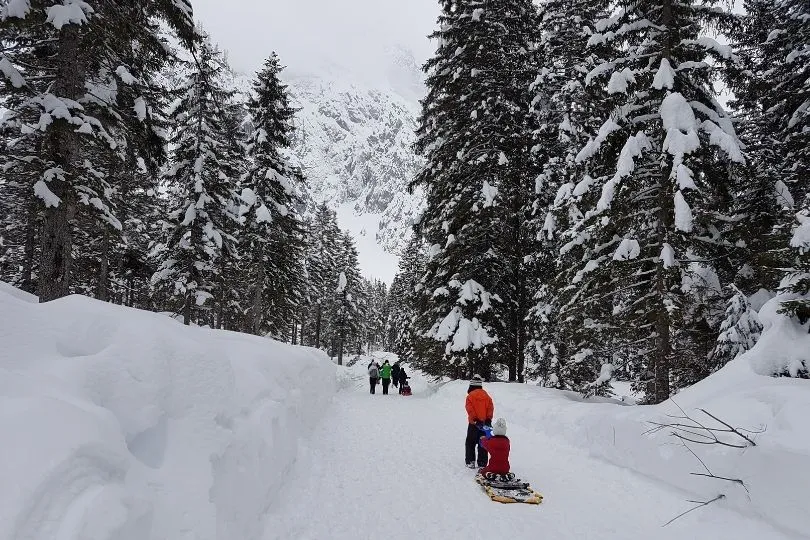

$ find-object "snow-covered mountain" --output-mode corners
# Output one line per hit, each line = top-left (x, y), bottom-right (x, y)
(285, 49), (425, 256)
(287, 72), (424, 249)
(235, 48), (426, 279)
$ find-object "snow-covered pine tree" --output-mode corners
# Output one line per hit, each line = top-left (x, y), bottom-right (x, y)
(563, 0), (745, 403)
(340, 231), (366, 355)
(363, 279), (389, 352)
(413, 0), (540, 380)
(709, 285), (762, 369)
(96, 18), (189, 307)
(0, 117), (41, 292)
(328, 232), (364, 362)
(151, 34), (241, 325)
(389, 234), (432, 365)
(0, 0), (195, 302)
(239, 52), (305, 336)
(749, 0), (810, 324)
(302, 204), (342, 349)
(725, 0), (798, 300)
(525, 0), (611, 390)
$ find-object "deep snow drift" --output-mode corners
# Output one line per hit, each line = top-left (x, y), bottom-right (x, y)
(0, 286), (334, 540)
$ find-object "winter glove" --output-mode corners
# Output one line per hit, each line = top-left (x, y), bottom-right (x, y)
(484, 419), (492, 426)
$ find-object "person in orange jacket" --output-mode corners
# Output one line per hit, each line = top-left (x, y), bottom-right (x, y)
(465, 374), (494, 468)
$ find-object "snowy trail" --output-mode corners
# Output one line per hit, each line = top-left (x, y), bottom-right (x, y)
(263, 373), (796, 540)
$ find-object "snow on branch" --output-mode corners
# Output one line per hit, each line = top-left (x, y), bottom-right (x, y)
(681, 37), (733, 60)
(46, 0), (94, 30)
(1, 0), (31, 19)
(0, 57), (26, 88)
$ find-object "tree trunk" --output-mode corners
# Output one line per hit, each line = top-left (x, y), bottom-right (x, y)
(507, 340), (517, 382)
(97, 226), (110, 301)
(22, 194), (38, 294)
(337, 292), (346, 366)
(38, 25), (84, 302)
(315, 304), (322, 349)
(183, 290), (192, 325)
(299, 308), (308, 346)
(113, 170), (133, 305)
(516, 264), (527, 383)
(39, 194), (76, 302)
(652, 0), (675, 405)
(252, 261), (265, 335)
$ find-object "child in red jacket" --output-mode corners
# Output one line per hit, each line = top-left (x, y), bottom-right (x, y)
(479, 418), (510, 475)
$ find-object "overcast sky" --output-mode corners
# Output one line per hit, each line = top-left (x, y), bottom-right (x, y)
(191, 0), (438, 78)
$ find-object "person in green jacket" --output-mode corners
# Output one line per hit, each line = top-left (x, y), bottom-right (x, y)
(380, 360), (393, 395)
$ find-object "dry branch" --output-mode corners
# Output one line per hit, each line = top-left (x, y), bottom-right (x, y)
(663, 495), (726, 527)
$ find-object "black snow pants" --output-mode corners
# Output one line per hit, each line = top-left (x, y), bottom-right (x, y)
(465, 423), (489, 467)
(370, 377), (378, 394)
(382, 378), (391, 395)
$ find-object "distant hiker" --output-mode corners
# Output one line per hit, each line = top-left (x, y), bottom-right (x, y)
(392, 361), (402, 388)
(398, 367), (410, 395)
(465, 375), (494, 469)
(479, 418), (510, 475)
(380, 360), (393, 395)
(368, 361), (380, 394)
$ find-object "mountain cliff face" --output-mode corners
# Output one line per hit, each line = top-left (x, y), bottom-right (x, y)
(286, 80), (424, 254)
(234, 48), (426, 270)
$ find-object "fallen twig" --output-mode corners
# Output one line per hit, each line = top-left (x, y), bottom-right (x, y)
(663, 494), (726, 527)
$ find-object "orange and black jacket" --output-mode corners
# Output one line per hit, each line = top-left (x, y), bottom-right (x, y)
(465, 388), (494, 424)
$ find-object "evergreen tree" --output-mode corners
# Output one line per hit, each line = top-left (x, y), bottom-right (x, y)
(525, 0), (610, 390)
(151, 34), (241, 325)
(755, 0), (810, 323)
(240, 52), (305, 336)
(413, 0), (540, 380)
(326, 232), (364, 362)
(363, 278), (389, 352)
(0, 119), (41, 293)
(0, 0), (195, 301)
(725, 0), (797, 300)
(556, 0), (744, 403)
(389, 234), (429, 365)
(709, 285), (763, 369)
(301, 204), (342, 349)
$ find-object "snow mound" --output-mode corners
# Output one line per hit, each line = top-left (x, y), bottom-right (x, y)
(0, 281), (37, 303)
(0, 287), (335, 540)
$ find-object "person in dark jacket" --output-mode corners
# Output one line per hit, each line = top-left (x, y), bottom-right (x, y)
(392, 361), (402, 388)
(465, 375), (493, 468)
(368, 361), (380, 394)
(398, 367), (410, 395)
(479, 418), (510, 475)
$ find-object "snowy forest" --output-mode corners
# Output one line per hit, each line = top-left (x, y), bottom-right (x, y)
(0, 1), (392, 357)
(1, 0), (808, 404)
(389, 0), (809, 404)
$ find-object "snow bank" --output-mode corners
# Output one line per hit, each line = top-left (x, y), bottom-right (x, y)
(0, 281), (37, 303)
(0, 286), (335, 540)
(431, 297), (809, 536)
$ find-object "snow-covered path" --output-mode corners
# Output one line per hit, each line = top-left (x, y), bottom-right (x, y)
(263, 369), (795, 540)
